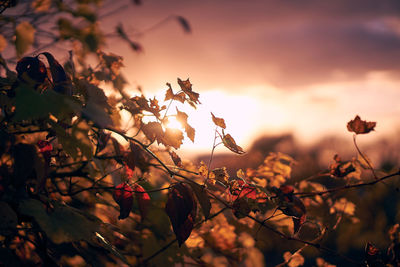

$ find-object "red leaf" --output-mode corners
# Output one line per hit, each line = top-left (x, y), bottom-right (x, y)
(276, 185), (306, 234)
(37, 140), (52, 166)
(165, 183), (197, 246)
(37, 140), (52, 153)
(113, 182), (133, 220)
(133, 184), (150, 221)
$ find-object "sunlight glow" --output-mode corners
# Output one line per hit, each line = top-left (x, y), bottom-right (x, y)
(164, 116), (184, 131)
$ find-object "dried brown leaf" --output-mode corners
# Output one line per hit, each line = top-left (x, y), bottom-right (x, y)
(347, 115), (376, 134)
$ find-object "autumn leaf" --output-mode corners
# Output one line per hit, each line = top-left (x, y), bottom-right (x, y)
(113, 182), (134, 220)
(161, 128), (184, 149)
(188, 182), (211, 220)
(16, 57), (47, 85)
(133, 184), (150, 221)
(347, 115), (376, 134)
(96, 130), (111, 153)
(177, 78), (200, 106)
(123, 142), (150, 173)
(169, 151), (183, 168)
(165, 84), (186, 103)
(275, 185), (306, 234)
(211, 112), (226, 129)
(176, 108), (195, 142)
(222, 132), (245, 154)
(165, 183), (197, 246)
(165, 87), (174, 101)
(283, 251), (305, 267)
(142, 121), (164, 144)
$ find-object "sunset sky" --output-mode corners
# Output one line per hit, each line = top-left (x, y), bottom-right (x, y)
(103, 0), (400, 152)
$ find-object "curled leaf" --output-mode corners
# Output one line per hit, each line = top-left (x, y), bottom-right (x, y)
(113, 182), (133, 220)
(165, 183), (197, 246)
(133, 184), (150, 221)
(16, 57), (47, 85)
(347, 115), (376, 134)
(222, 131), (244, 154)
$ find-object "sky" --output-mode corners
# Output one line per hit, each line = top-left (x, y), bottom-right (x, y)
(102, 0), (400, 152)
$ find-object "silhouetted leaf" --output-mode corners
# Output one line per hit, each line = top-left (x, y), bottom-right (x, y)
(347, 115), (376, 135)
(113, 182), (133, 220)
(116, 23), (142, 52)
(125, 142), (150, 173)
(19, 199), (100, 244)
(211, 112), (226, 129)
(276, 185), (306, 234)
(176, 16), (191, 33)
(165, 183), (197, 246)
(16, 56), (46, 85)
(188, 182), (211, 220)
(142, 121), (164, 144)
(176, 108), (195, 142)
(177, 78), (200, 106)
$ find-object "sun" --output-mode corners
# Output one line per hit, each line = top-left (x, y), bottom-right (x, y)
(164, 116), (184, 131)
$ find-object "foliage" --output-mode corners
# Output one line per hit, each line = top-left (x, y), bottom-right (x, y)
(0, 1), (400, 266)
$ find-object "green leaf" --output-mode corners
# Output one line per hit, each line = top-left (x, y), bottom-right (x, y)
(15, 22), (35, 58)
(19, 199), (100, 244)
(14, 86), (51, 121)
(14, 86), (79, 122)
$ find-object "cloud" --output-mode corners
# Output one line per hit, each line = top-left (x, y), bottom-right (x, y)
(122, 0), (400, 90)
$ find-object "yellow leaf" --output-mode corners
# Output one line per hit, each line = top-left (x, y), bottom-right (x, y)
(15, 21), (35, 57)
(283, 251), (305, 267)
(222, 132), (245, 154)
